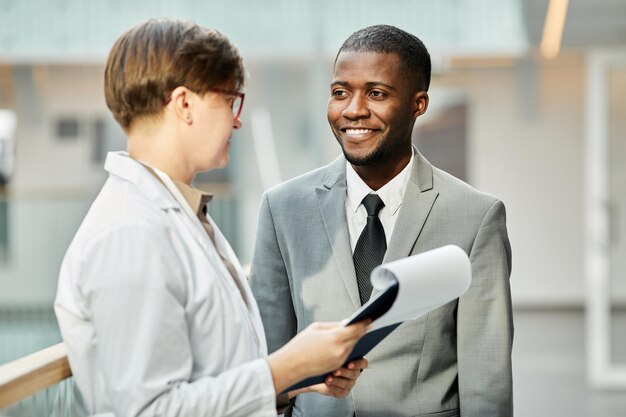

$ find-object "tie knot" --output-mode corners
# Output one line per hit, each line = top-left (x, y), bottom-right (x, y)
(362, 194), (385, 217)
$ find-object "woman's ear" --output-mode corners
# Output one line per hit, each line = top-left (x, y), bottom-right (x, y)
(169, 86), (193, 124)
(413, 91), (429, 118)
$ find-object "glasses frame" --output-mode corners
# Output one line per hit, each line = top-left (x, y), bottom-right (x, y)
(209, 88), (245, 120)
(164, 87), (245, 119)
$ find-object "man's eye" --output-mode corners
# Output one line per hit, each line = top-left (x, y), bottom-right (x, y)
(332, 90), (348, 97)
(369, 90), (386, 98)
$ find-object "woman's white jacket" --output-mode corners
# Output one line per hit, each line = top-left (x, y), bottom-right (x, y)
(55, 151), (277, 417)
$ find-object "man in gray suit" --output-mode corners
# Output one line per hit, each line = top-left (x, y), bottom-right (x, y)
(250, 25), (513, 417)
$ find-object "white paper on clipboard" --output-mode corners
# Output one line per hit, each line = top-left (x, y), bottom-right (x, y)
(345, 245), (472, 331)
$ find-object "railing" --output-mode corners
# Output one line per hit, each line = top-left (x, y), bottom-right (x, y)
(0, 343), (71, 409)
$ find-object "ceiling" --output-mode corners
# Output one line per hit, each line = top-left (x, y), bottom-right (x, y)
(0, 0), (623, 64)
(523, 0), (626, 49)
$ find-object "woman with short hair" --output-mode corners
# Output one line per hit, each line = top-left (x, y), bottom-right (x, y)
(55, 19), (368, 417)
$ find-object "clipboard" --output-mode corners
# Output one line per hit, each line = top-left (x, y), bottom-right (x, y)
(285, 245), (472, 392)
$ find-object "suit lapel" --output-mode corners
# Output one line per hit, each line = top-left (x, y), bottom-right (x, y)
(121, 156), (217, 258)
(150, 169), (216, 257)
(316, 157), (361, 310)
(383, 149), (439, 263)
(315, 151), (439, 305)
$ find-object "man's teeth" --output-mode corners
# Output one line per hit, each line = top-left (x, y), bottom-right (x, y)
(346, 128), (373, 134)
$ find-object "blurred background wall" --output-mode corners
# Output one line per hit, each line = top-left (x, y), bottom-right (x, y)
(0, 0), (625, 415)
(1, 0), (623, 305)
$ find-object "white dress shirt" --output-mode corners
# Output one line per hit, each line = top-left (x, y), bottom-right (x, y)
(55, 152), (277, 417)
(345, 150), (414, 252)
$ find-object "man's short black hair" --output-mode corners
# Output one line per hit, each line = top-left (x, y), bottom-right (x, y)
(336, 24), (431, 92)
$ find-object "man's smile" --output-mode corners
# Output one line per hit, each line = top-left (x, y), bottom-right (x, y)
(340, 127), (381, 139)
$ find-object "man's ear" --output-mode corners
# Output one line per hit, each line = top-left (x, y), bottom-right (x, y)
(413, 91), (429, 118)
(169, 86), (193, 124)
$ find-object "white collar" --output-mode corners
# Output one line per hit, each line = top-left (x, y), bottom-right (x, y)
(104, 151), (179, 210)
(346, 149), (414, 215)
(104, 151), (201, 223)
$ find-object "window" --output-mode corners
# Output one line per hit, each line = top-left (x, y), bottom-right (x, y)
(55, 118), (81, 141)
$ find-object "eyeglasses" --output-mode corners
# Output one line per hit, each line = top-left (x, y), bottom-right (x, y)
(165, 87), (245, 119)
(209, 88), (245, 119)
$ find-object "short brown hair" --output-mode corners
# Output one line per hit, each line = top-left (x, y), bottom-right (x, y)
(104, 19), (245, 130)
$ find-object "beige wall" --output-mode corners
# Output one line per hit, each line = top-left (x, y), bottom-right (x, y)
(10, 65), (111, 193)
(430, 53), (626, 305)
(608, 66), (626, 302)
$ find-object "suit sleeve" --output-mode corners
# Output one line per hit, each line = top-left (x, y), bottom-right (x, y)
(457, 199), (513, 417)
(250, 191), (298, 354)
(79, 222), (277, 417)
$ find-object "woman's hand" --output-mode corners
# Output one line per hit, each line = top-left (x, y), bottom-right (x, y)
(268, 320), (370, 395)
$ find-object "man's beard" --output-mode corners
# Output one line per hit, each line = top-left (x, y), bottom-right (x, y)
(337, 136), (394, 167)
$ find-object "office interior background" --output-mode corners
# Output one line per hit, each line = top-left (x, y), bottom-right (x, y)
(0, 0), (625, 415)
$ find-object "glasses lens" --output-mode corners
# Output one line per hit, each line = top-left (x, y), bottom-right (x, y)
(232, 95), (242, 118)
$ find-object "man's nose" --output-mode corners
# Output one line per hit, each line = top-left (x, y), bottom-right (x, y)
(342, 94), (370, 119)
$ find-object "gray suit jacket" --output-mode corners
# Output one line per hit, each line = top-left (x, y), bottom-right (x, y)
(250, 151), (513, 417)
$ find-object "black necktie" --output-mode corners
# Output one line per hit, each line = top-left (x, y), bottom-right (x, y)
(353, 194), (386, 305)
